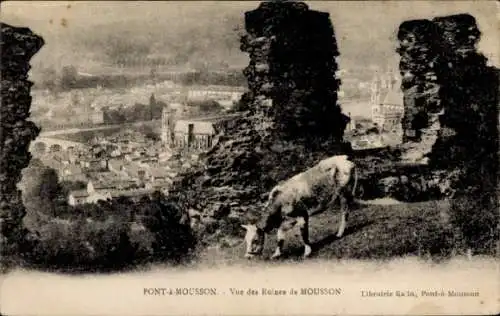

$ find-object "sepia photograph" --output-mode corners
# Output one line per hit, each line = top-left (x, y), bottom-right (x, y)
(0, 1), (499, 315)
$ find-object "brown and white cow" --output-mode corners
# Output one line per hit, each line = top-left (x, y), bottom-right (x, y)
(241, 155), (359, 259)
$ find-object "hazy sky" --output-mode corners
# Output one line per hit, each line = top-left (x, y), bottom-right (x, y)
(1, 1), (498, 72)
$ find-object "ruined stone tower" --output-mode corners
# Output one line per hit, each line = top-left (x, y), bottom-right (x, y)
(1, 24), (44, 261)
(396, 19), (443, 162)
(396, 14), (498, 169)
(240, 1), (348, 147)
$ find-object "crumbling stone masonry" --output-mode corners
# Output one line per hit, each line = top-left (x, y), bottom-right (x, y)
(396, 14), (498, 171)
(396, 19), (443, 162)
(429, 14), (498, 171)
(0, 23), (44, 262)
(240, 1), (349, 146)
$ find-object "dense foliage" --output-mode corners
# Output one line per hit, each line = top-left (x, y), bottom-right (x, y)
(23, 193), (196, 272)
(102, 95), (227, 125)
(178, 69), (247, 87)
(18, 162), (196, 272)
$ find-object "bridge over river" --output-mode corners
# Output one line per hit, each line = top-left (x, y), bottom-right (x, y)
(38, 119), (161, 137)
(29, 137), (88, 152)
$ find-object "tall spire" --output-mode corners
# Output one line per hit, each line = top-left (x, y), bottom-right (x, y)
(371, 72), (381, 105)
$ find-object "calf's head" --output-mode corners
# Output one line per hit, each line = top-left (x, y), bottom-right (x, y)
(241, 224), (265, 258)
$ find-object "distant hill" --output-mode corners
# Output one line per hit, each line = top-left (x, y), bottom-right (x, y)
(0, 2), (392, 77)
(1, 1), (497, 80)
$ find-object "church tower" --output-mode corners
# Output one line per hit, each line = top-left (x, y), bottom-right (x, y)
(161, 105), (176, 146)
(371, 71), (383, 125)
(370, 73), (382, 105)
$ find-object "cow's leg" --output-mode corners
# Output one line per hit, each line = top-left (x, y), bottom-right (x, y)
(263, 203), (284, 260)
(271, 225), (285, 259)
(297, 215), (312, 258)
(337, 193), (348, 238)
(323, 187), (340, 212)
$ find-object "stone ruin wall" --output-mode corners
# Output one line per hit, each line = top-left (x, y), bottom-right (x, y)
(380, 14), (499, 205)
(240, 1), (349, 148)
(397, 14), (498, 172)
(0, 23), (44, 261)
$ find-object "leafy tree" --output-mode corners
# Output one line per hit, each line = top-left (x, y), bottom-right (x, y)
(142, 192), (196, 261)
(230, 92), (252, 112)
(60, 180), (87, 197)
(29, 157), (44, 168)
(366, 127), (380, 135)
(33, 142), (47, 155)
(49, 144), (62, 153)
(38, 168), (63, 202)
(59, 65), (78, 90)
(39, 66), (57, 90)
(187, 100), (225, 114)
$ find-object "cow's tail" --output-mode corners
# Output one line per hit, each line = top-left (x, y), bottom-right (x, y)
(351, 165), (358, 199)
(351, 165), (366, 205)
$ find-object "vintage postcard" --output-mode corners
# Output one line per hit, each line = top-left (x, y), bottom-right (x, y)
(1, 1), (499, 315)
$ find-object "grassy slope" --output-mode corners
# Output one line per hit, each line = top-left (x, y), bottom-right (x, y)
(198, 200), (471, 265)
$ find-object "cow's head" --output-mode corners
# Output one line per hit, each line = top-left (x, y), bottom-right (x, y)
(241, 224), (265, 258)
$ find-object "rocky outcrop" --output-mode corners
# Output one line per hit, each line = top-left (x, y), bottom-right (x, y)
(1, 23), (44, 262)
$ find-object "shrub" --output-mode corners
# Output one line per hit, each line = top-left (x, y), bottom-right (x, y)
(141, 193), (197, 263)
(22, 193), (196, 272)
(449, 186), (499, 255)
(25, 216), (130, 271)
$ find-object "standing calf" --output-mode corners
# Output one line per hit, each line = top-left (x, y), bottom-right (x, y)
(241, 155), (358, 259)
